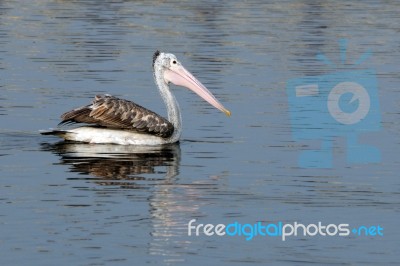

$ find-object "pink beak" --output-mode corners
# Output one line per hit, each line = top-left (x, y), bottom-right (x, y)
(164, 65), (231, 116)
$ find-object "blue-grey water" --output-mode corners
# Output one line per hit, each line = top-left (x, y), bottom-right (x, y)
(1, 1), (399, 265)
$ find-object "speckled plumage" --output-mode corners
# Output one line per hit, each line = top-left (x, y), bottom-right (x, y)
(59, 94), (174, 138)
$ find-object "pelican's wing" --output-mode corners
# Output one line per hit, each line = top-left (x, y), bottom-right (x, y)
(59, 94), (174, 138)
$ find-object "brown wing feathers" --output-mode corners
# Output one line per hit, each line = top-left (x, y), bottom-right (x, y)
(59, 105), (97, 125)
(59, 94), (174, 138)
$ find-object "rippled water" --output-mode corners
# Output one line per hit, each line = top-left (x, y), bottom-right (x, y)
(1, 1), (399, 265)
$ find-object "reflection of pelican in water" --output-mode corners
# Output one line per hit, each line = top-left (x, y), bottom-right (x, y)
(41, 142), (181, 188)
(42, 142), (207, 260)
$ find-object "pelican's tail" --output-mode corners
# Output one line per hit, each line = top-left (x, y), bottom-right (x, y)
(40, 129), (70, 137)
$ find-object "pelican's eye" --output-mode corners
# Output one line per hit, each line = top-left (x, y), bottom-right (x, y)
(172, 60), (177, 64)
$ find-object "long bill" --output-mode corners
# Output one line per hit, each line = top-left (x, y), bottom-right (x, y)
(164, 65), (231, 116)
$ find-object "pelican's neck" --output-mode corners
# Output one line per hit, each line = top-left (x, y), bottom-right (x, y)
(154, 68), (182, 142)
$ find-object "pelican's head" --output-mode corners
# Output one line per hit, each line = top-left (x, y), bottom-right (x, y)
(152, 50), (231, 116)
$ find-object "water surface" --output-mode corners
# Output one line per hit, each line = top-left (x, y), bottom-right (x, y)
(1, 1), (399, 265)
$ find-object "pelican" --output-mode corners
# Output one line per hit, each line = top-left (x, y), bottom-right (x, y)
(41, 51), (231, 145)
